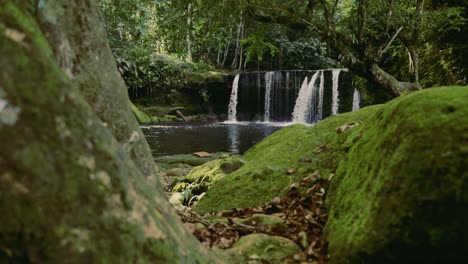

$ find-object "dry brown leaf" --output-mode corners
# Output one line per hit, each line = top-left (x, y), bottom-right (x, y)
(5, 28), (26, 44)
(313, 144), (327, 154)
(193, 151), (212, 157)
(336, 122), (359, 134)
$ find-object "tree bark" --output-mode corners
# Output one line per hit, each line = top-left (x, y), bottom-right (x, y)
(0, 1), (216, 262)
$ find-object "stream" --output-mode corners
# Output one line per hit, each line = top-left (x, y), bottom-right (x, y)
(141, 122), (287, 157)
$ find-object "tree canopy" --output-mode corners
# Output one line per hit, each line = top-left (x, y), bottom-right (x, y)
(99, 0), (467, 99)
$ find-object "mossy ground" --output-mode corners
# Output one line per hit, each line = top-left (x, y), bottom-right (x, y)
(194, 105), (382, 214)
(325, 86), (468, 263)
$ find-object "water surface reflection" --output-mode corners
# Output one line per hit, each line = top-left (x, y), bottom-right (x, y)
(141, 122), (287, 157)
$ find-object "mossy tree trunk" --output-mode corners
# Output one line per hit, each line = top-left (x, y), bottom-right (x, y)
(0, 1), (216, 262)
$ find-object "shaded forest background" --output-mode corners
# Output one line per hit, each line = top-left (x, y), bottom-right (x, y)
(100, 0), (467, 101)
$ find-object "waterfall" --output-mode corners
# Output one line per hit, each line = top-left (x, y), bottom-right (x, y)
(291, 77), (309, 123)
(225, 69), (349, 124)
(292, 71), (319, 123)
(264, 71), (274, 122)
(331, 69), (342, 115)
(227, 74), (240, 122)
(352, 88), (361, 111)
(317, 71), (325, 121)
(307, 71), (321, 123)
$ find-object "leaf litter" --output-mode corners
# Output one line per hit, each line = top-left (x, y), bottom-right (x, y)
(177, 170), (330, 263)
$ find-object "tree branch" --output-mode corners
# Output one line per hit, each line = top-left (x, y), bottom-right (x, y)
(377, 26), (403, 59)
(246, 8), (310, 30)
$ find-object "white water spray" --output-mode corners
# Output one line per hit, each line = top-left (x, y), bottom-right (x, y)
(317, 70), (325, 121)
(264, 71), (274, 122)
(291, 77), (309, 123)
(292, 71), (319, 123)
(352, 88), (361, 111)
(227, 74), (240, 122)
(331, 69), (342, 115)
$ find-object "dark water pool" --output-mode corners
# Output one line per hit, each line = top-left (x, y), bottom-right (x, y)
(141, 122), (288, 157)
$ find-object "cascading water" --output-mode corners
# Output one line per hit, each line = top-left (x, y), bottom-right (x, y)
(291, 77), (309, 123)
(317, 71), (325, 121)
(292, 71), (319, 123)
(352, 88), (361, 111)
(331, 69), (342, 115)
(226, 69), (350, 124)
(227, 74), (240, 122)
(264, 72), (274, 122)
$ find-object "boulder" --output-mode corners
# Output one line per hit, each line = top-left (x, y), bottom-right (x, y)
(172, 155), (245, 195)
(130, 102), (152, 124)
(225, 234), (301, 263)
(325, 87), (468, 263)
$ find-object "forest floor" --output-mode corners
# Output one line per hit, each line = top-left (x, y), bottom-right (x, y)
(159, 158), (331, 263)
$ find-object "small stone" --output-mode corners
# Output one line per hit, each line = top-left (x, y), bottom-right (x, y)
(289, 182), (299, 190)
(169, 192), (184, 208)
(271, 197), (281, 205)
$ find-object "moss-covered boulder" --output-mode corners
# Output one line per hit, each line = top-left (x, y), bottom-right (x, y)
(226, 234), (301, 264)
(173, 155), (245, 195)
(325, 86), (468, 263)
(130, 102), (152, 124)
(0, 1), (217, 262)
(194, 106), (381, 214)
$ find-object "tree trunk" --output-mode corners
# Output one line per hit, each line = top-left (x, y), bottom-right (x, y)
(0, 1), (216, 262)
(231, 20), (244, 68)
(186, 3), (192, 61)
(368, 64), (419, 96)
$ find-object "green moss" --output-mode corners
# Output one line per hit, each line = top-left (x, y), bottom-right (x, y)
(194, 106), (381, 214)
(129, 102), (151, 124)
(172, 156), (244, 194)
(158, 115), (180, 122)
(184, 71), (224, 85)
(0, 1), (215, 263)
(154, 153), (228, 167)
(137, 105), (185, 117)
(225, 234), (301, 264)
(325, 86), (468, 263)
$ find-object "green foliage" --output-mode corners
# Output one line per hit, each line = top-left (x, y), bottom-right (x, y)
(99, 0), (467, 94)
(116, 53), (184, 95)
(241, 35), (278, 63)
(277, 37), (335, 70)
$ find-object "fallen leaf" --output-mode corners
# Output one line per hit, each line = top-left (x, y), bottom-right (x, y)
(5, 28), (26, 44)
(193, 151), (212, 157)
(271, 196), (281, 205)
(336, 122), (359, 134)
(313, 144), (327, 154)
